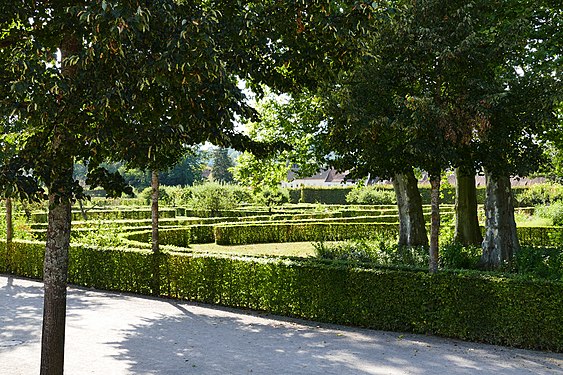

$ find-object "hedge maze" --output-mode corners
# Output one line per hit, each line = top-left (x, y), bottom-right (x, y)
(2, 201), (563, 352)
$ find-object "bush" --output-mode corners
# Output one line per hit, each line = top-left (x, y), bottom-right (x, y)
(534, 202), (563, 226)
(139, 186), (174, 206)
(214, 222), (399, 245)
(515, 183), (563, 207)
(314, 238), (428, 268)
(515, 246), (563, 281)
(288, 186), (353, 204)
(346, 186), (396, 205)
(440, 243), (481, 269)
(253, 186), (290, 210)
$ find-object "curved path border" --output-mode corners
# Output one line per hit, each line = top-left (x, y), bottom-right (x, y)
(1, 275), (562, 374)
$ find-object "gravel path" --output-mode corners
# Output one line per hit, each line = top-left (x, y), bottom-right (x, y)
(1, 275), (562, 374)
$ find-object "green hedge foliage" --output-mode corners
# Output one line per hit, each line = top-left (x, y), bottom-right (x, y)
(289, 186), (353, 204)
(287, 185), (487, 205)
(30, 208), (176, 223)
(215, 223), (400, 245)
(124, 225), (216, 247)
(1, 240), (562, 352)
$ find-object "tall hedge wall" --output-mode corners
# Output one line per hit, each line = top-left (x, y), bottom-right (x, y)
(288, 186), (479, 205)
(1, 240), (562, 352)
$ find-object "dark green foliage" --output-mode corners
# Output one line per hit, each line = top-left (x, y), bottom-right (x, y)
(254, 186), (290, 209)
(314, 240), (428, 268)
(210, 148), (235, 183)
(2, 240), (562, 352)
(515, 246), (563, 282)
(287, 185), (482, 205)
(439, 243), (482, 270)
(288, 186), (354, 204)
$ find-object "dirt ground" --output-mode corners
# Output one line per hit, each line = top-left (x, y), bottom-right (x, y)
(1, 275), (562, 375)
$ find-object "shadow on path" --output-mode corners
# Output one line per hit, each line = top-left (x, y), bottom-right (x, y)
(108, 299), (563, 375)
(1, 275), (562, 375)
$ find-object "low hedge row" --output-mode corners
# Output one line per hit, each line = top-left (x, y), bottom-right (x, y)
(124, 225), (216, 247)
(517, 226), (563, 247)
(30, 208), (177, 223)
(214, 222), (400, 245)
(1, 240), (561, 352)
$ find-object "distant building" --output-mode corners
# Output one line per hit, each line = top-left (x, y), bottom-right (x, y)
(282, 168), (355, 188)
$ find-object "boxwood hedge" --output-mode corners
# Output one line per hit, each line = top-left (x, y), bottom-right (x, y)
(1, 239), (561, 352)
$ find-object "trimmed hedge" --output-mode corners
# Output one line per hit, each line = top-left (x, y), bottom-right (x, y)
(289, 187), (353, 204)
(30, 208), (177, 223)
(214, 222), (400, 245)
(124, 225), (216, 247)
(1, 240), (562, 352)
(518, 226), (563, 247)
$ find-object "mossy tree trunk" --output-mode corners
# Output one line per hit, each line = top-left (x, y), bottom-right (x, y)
(454, 168), (483, 246)
(481, 170), (519, 269)
(393, 169), (428, 248)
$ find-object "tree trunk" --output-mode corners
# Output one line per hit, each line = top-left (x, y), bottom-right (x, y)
(481, 170), (519, 269)
(454, 168), (483, 246)
(151, 170), (160, 296)
(40, 34), (77, 375)
(78, 199), (88, 221)
(393, 169), (428, 248)
(5, 198), (13, 272)
(429, 173), (440, 273)
(40, 177), (72, 375)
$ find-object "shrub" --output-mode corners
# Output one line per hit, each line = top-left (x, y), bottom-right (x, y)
(440, 243), (481, 269)
(253, 186), (290, 210)
(516, 183), (563, 207)
(288, 186), (353, 204)
(187, 182), (238, 216)
(139, 186), (174, 205)
(314, 238), (428, 268)
(214, 222), (399, 245)
(346, 186), (396, 205)
(515, 246), (563, 281)
(534, 202), (563, 226)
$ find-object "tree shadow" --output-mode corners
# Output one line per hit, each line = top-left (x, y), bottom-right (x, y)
(106, 299), (563, 375)
(0, 275), (108, 352)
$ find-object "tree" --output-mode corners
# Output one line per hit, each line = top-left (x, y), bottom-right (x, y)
(454, 167), (483, 246)
(232, 91), (324, 189)
(210, 148), (234, 183)
(317, 0), (562, 271)
(1, 2), (379, 372)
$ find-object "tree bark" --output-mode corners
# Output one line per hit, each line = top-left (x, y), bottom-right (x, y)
(481, 170), (519, 269)
(40, 34), (77, 375)
(429, 173), (440, 273)
(151, 170), (161, 296)
(454, 168), (483, 246)
(41, 193), (71, 375)
(392, 169), (428, 248)
(5, 198), (13, 272)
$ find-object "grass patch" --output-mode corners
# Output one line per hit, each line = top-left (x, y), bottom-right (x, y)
(186, 241), (318, 257)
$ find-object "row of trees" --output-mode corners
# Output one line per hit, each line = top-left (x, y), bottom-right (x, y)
(1, 1), (561, 373)
(235, 1), (562, 272)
